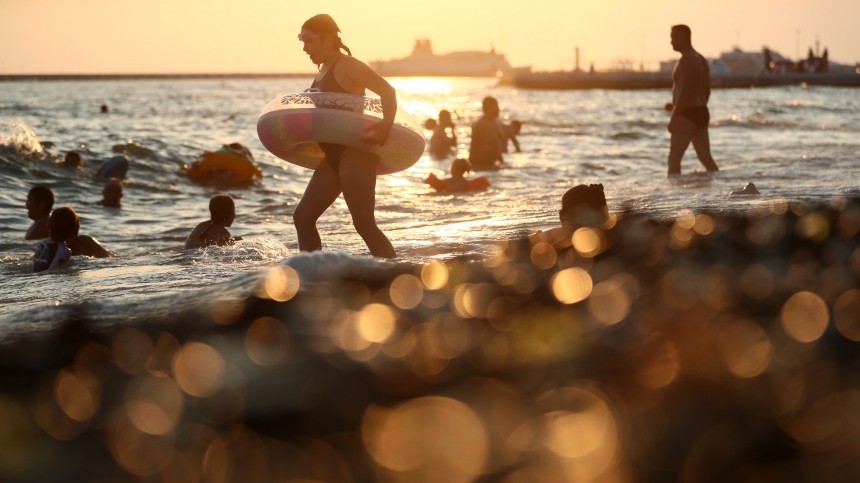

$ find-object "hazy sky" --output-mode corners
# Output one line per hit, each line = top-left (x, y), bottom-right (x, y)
(2, 0), (858, 74)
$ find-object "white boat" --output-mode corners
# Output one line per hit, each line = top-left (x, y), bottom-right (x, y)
(370, 39), (517, 77)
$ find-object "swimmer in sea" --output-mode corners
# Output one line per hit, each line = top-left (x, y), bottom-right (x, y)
(428, 109), (457, 159)
(469, 96), (505, 170)
(529, 184), (609, 249)
(667, 24), (719, 176)
(60, 151), (83, 169)
(33, 206), (77, 272)
(185, 194), (241, 250)
(424, 158), (488, 193)
(293, 13), (397, 258)
(25, 185), (54, 240)
(502, 120), (522, 154)
(98, 177), (124, 208)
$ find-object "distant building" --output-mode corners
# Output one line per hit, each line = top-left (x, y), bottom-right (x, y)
(661, 46), (850, 76)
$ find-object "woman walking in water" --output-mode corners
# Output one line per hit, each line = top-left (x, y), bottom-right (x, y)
(293, 13), (397, 258)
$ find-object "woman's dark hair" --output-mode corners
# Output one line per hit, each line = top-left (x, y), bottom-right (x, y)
(302, 14), (352, 56)
(49, 207), (80, 242)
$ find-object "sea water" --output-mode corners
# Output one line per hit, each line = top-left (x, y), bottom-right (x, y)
(1, 77), (858, 324)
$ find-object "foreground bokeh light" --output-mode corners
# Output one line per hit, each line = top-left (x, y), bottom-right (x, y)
(2, 199), (859, 481)
(551, 267), (593, 304)
(363, 396), (489, 482)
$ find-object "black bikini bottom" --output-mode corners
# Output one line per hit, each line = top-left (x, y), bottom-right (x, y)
(319, 143), (346, 169)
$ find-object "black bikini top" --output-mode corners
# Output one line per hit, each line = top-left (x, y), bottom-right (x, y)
(311, 55), (349, 94)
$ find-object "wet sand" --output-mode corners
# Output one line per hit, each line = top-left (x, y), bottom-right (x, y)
(1, 198), (859, 482)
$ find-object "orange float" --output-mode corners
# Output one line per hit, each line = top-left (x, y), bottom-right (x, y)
(185, 144), (262, 185)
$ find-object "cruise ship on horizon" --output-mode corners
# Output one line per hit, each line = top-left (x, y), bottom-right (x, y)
(370, 39), (522, 77)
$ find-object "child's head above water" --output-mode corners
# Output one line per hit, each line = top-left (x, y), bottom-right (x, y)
(209, 194), (236, 226)
(450, 158), (471, 178)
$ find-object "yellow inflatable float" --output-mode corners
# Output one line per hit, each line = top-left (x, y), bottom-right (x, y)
(186, 143), (262, 185)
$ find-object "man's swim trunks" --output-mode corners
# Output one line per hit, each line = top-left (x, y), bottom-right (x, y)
(679, 106), (710, 129)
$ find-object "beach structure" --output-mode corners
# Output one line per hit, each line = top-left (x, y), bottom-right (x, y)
(501, 45), (860, 89)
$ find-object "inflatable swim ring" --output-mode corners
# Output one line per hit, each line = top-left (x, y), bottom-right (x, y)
(257, 91), (425, 175)
(186, 145), (262, 185)
(96, 155), (129, 180)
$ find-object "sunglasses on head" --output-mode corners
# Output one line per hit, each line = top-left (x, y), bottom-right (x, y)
(297, 32), (320, 42)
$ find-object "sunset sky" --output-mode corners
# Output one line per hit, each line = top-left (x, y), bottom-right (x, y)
(2, 0), (858, 74)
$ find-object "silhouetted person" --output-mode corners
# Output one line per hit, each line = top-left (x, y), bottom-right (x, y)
(26, 185), (54, 240)
(502, 120), (522, 153)
(293, 13), (397, 258)
(98, 177), (123, 208)
(428, 109), (457, 159)
(100, 104), (109, 114)
(763, 48), (773, 73)
(667, 24), (719, 175)
(469, 96), (505, 170)
(529, 184), (609, 249)
(33, 207), (77, 272)
(185, 195), (241, 250)
(61, 151), (83, 169)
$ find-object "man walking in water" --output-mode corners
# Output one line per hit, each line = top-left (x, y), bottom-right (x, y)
(667, 24), (719, 175)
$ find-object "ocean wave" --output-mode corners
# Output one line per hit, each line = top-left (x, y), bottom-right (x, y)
(0, 117), (46, 158)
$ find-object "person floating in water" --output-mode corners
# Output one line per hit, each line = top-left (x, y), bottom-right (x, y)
(33, 206), (77, 272)
(424, 158), (490, 193)
(667, 24), (719, 176)
(428, 109), (457, 159)
(293, 13), (397, 258)
(529, 184), (609, 249)
(469, 96), (505, 170)
(185, 194), (241, 250)
(25, 185), (54, 240)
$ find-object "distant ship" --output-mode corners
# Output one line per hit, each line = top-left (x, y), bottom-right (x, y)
(370, 39), (521, 77)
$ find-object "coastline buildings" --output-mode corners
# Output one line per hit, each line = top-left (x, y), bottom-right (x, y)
(503, 45), (859, 90)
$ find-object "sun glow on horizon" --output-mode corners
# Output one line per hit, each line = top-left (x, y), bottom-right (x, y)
(1, 0), (859, 74)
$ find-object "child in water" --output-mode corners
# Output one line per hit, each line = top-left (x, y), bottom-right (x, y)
(529, 184), (609, 249)
(427, 109), (457, 159)
(33, 206), (77, 272)
(424, 158), (490, 193)
(185, 194), (241, 249)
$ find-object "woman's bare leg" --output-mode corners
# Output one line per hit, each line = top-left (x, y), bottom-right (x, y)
(339, 148), (396, 258)
(293, 161), (341, 252)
